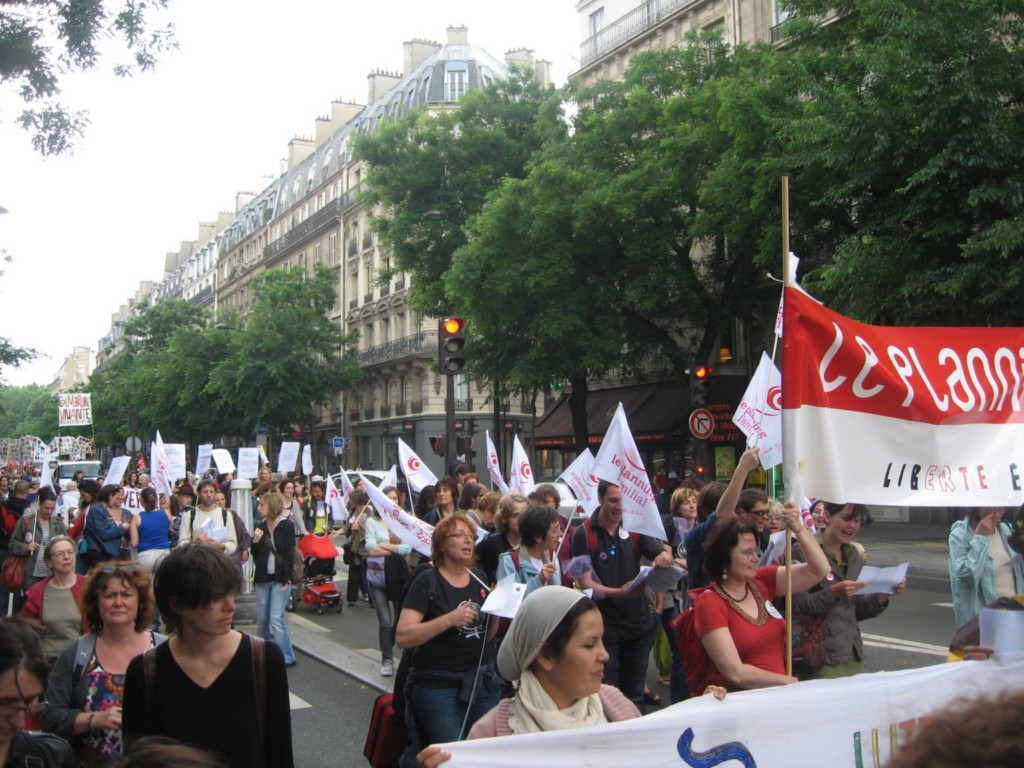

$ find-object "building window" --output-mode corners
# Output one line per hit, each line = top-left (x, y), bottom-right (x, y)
(589, 8), (604, 37)
(446, 67), (468, 102)
(329, 233), (339, 265)
(314, 243), (323, 264)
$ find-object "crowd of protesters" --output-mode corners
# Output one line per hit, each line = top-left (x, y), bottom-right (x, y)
(1, 453), (1021, 768)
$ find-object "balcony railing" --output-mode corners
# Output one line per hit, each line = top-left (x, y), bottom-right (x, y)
(395, 404), (407, 416)
(395, 279), (406, 291)
(411, 402), (423, 414)
(363, 407), (375, 420)
(364, 292), (373, 303)
(770, 23), (786, 43)
(263, 198), (342, 261)
(455, 398), (473, 411)
(580, 0), (697, 67)
(380, 284), (390, 297)
(357, 331), (439, 367)
(379, 404), (391, 418)
(362, 234), (373, 251)
(349, 299), (358, 310)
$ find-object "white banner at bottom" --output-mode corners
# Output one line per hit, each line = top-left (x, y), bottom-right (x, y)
(441, 655), (1024, 768)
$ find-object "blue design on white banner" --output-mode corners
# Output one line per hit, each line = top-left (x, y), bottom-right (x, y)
(677, 728), (756, 768)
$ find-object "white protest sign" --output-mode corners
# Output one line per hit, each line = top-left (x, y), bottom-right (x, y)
(122, 488), (143, 514)
(57, 393), (92, 426)
(301, 445), (313, 476)
(195, 444), (213, 476)
(237, 448), (260, 480)
(277, 442), (300, 474)
(211, 448), (236, 475)
(104, 456), (130, 488)
(165, 444), (187, 484)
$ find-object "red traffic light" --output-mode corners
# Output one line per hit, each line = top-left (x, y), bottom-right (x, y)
(442, 318), (465, 335)
(693, 365), (713, 380)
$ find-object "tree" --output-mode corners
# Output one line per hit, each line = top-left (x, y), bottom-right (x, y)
(208, 265), (362, 463)
(353, 66), (566, 319)
(0, 384), (52, 437)
(783, 0), (1024, 326)
(0, 0), (177, 155)
(448, 36), (802, 450)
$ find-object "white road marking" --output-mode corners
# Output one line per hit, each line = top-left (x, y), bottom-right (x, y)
(288, 613), (331, 633)
(932, 602), (955, 608)
(290, 692), (312, 710)
(862, 633), (948, 657)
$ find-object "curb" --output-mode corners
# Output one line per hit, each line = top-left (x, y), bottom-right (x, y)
(288, 618), (392, 695)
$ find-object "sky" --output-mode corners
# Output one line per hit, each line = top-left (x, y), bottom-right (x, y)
(0, 0), (582, 388)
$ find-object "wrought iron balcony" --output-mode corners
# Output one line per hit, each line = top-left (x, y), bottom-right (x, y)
(455, 398), (473, 410)
(263, 198), (342, 261)
(580, 0), (696, 67)
(357, 331), (438, 367)
(379, 404), (391, 418)
(395, 404), (407, 416)
(349, 299), (358, 310)
(411, 402), (423, 414)
(363, 407), (375, 420)
(380, 284), (390, 297)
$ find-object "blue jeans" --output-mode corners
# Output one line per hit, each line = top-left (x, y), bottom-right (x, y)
(602, 622), (654, 714)
(407, 678), (501, 748)
(255, 581), (295, 664)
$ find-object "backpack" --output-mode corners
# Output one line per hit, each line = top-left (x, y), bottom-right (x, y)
(670, 588), (714, 695)
(582, 516), (640, 554)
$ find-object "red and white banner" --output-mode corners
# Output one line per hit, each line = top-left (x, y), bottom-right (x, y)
(485, 431), (510, 494)
(782, 286), (1024, 506)
(590, 403), (665, 540)
(397, 437), (438, 496)
(508, 436), (536, 496)
(359, 471), (434, 556)
(327, 470), (349, 523)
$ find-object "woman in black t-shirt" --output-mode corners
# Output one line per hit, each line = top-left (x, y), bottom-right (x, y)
(396, 514), (502, 754)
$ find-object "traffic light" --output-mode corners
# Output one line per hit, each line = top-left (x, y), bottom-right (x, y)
(429, 436), (444, 456)
(690, 365), (714, 407)
(439, 317), (466, 375)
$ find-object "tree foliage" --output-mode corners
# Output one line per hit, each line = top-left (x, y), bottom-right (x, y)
(0, 0), (177, 155)
(783, 0), (1024, 325)
(0, 384), (53, 438)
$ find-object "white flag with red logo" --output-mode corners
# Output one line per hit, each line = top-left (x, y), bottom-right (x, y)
(397, 437), (438, 495)
(590, 403), (665, 540)
(508, 436), (536, 496)
(485, 431), (510, 494)
(782, 286), (1024, 507)
(359, 471), (434, 556)
(380, 464), (398, 491)
(151, 430), (173, 499)
(733, 352), (783, 470)
(326, 471), (349, 523)
(557, 449), (598, 514)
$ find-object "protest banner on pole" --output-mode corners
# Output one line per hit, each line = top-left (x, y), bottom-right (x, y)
(277, 442), (300, 475)
(782, 286), (1024, 507)
(485, 431), (510, 494)
(397, 437), (438, 495)
(557, 449), (597, 514)
(508, 436), (536, 496)
(57, 393), (92, 427)
(359, 471), (433, 556)
(733, 352), (783, 469)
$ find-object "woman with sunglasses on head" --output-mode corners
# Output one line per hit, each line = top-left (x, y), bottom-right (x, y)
(19, 536), (84, 663)
(0, 618), (77, 767)
(396, 514), (502, 766)
(43, 561), (165, 766)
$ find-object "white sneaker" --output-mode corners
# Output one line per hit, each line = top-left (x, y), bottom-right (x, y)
(380, 660), (394, 677)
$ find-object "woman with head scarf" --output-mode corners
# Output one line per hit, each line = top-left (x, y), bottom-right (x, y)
(417, 586), (726, 766)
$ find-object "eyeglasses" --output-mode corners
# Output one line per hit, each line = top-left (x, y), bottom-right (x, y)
(0, 694), (46, 717)
(98, 564), (138, 575)
(446, 532), (475, 542)
(750, 509), (769, 517)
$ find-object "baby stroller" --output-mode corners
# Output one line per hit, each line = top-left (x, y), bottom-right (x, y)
(286, 534), (343, 615)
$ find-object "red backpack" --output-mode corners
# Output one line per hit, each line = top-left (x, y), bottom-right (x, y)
(670, 588), (714, 695)
(581, 516), (639, 553)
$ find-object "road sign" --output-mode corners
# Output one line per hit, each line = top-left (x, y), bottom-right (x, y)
(256, 422), (269, 436)
(333, 437), (346, 453)
(689, 408), (715, 439)
(125, 436), (142, 452)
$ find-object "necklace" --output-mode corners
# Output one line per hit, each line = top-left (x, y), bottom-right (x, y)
(717, 581), (749, 604)
(713, 580), (768, 626)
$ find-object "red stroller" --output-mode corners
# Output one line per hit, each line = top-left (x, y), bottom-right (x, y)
(286, 533), (343, 615)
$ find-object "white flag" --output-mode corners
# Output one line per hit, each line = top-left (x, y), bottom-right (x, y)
(508, 436), (536, 496)
(151, 431), (173, 499)
(301, 445), (313, 476)
(337, 468), (355, 509)
(732, 352), (784, 470)
(590, 403), (665, 540)
(397, 438), (438, 495)
(484, 431), (510, 494)
(258, 445), (269, 466)
(326, 472), (349, 523)
(557, 449), (597, 514)
(380, 464), (398, 492)
(359, 472), (434, 556)
(38, 452), (54, 492)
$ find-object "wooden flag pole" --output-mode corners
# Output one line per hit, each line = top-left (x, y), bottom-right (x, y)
(782, 176), (793, 677)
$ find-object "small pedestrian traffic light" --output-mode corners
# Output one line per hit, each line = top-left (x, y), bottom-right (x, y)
(429, 436), (445, 456)
(439, 317), (466, 375)
(690, 365), (714, 407)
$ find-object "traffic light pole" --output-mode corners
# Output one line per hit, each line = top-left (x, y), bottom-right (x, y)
(445, 367), (457, 477)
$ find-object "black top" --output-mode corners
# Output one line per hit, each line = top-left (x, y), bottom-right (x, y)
(404, 567), (493, 672)
(474, 531), (511, 585)
(571, 512), (664, 638)
(122, 634), (294, 768)
(252, 517), (296, 584)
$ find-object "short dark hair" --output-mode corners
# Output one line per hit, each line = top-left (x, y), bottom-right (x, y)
(0, 618), (48, 681)
(458, 482), (483, 510)
(518, 504), (561, 547)
(78, 478), (101, 498)
(82, 562), (156, 633)
(348, 488), (368, 507)
(696, 481), (727, 522)
(702, 516), (759, 584)
(154, 544), (242, 635)
(435, 476), (459, 500)
(115, 735), (230, 767)
(196, 478), (217, 493)
(139, 486), (159, 511)
(36, 486), (57, 505)
(597, 480), (618, 499)
(98, 484), (122, 504)
(737, 488), (768, 513)
(536, 597), (598, 665)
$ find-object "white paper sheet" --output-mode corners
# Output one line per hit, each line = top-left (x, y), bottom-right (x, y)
(481, 573), (527, 619)
(856, 562), (909, 595)
(621, 565), (686, 594)
(979, 607), (1024, 655)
